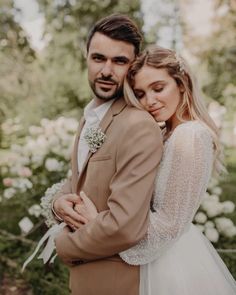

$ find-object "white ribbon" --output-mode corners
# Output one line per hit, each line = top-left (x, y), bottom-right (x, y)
(21, 222), (66, 272)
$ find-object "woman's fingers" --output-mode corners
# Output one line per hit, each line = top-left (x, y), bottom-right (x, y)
(78, 191), (98, 220)
(64, 207), (88, 224)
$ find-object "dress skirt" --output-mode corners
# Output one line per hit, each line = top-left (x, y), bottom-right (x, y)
(140, 223), (236, 295)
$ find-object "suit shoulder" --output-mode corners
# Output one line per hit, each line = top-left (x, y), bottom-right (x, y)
(122, 106), (157, 125)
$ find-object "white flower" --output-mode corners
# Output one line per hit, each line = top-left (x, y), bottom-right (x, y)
(207, 177), (219, 190)
(215, 217), (234, 233)
(48, 135), (60, 147)
(18, 217), (34, 234)
(61, 147), (72, 160)
(223, 226), (236, 238)
(18, 167), (32, 178)
(64, 118), (78, 132)
(11, 144), (22, 154)
(28, 204), (42, 218)
(3, 188), (16, 199)
(204, 228), (219, 243)
(29, 126), (43, 136)
(211, 186), (222, 196)
(36, 136), (49, 153)
(40, 118), (50, 128)
(210, 194), (220, 202)
(222, 201), (235, 214)
(194, 212), (207, 224)
(201, 200), (223, 218)
(45, 158), (63, 172)
(12, 178), (33, 192)
(84, 127), (106, 153)
(31, 154), (44, 167)
(204, 221), (215, 229)
(3, 178), (14, 187)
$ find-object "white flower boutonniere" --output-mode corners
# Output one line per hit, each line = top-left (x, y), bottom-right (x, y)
(84, 127), (106, 153)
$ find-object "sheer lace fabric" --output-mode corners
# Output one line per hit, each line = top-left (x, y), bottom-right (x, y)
(120, 121), (236, 294)
(120, 121), (214, 264)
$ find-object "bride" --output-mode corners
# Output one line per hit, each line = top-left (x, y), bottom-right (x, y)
(74, 45), (236, 294)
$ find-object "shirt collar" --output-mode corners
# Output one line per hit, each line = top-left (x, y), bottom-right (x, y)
(84, 98), (115, 122)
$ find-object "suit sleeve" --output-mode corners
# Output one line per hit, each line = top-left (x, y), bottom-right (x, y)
(55, 116), (163, 262)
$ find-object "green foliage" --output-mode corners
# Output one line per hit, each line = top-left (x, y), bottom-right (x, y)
(0, 0), (36, 133)
(0, 0), (35, 60)
(196, 2), (236, 108)
(216, 147), (236, 279)
(220, 148), (236, 223)
(0, 228), (69, 295)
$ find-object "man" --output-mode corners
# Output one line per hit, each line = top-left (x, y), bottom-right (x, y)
(53, 14), (163, 295)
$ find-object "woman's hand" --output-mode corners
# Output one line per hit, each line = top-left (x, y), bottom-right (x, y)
(74, 191), (98, 222)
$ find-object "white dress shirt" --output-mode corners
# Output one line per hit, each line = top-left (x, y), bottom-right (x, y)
(77, 99), (114, 173)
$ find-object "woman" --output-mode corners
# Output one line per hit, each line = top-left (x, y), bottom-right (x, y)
(75, 45), (236, 294)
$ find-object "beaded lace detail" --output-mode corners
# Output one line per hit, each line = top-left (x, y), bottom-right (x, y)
(40, 179), (67, 227)
(120, 121), (214, 265)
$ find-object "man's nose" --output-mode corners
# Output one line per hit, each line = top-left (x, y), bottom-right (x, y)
(101, 60), (113, 77)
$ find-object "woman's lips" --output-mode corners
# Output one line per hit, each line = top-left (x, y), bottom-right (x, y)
(150, 107), (164, 116)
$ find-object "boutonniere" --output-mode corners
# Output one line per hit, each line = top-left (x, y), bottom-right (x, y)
(84, 127), (106, 153)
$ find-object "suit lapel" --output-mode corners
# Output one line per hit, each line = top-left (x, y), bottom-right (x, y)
(75, 98), (127, 192)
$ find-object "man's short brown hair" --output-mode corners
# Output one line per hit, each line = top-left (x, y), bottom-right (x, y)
(86, 14), (142, 55)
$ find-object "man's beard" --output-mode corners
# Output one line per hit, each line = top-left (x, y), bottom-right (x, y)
(89, 79), (124, 101)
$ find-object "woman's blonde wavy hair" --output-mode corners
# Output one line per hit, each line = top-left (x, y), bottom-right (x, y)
(124, 45), (224, 174)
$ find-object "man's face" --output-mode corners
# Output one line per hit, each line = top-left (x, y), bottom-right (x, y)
(87, 32), (136, 103)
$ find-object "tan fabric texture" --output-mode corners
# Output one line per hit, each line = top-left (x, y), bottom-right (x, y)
(55, 98), (163, 295)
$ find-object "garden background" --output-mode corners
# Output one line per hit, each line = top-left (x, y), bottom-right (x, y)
(0, 0), (236, 294)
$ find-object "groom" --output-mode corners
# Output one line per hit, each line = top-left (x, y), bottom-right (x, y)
(53, 14), (163, 295)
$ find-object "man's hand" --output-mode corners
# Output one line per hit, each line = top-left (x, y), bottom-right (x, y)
(53, 194), (88, 229)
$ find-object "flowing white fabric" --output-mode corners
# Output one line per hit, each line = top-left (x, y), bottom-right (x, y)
(120, 121), (236, 294)
(21, 222), (66, 272)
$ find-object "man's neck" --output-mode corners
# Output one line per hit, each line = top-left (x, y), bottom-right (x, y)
(94, 97), (116, 106)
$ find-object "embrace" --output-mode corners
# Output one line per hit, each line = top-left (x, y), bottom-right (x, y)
(43, 14), (236, 295)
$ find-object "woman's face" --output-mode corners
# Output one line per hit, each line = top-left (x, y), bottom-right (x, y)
(133, 65), (183, 126)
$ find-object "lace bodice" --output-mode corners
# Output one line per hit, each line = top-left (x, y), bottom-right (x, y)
(120, 121), (214, 265)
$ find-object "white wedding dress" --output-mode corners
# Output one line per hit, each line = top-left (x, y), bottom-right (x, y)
(120, 121), (236, 295)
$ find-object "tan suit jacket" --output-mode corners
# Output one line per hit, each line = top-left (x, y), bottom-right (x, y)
(55, 98), (163, 295)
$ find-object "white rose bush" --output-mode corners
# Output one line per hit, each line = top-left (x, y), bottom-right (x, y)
(194, 177), (236, 243)
(0, 117), (77, 236)
(0, 117), (78, 294)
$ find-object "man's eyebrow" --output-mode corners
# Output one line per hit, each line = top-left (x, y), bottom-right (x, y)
(112, 56), (130, 62)
(90, 53), (105, 58)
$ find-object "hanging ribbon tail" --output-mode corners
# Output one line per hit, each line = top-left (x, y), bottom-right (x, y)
(49, 253), (58, 264)
(21, 222), (66, 273)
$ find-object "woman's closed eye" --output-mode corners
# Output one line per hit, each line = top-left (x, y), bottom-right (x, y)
(153, 87), (164, 93)
(134, 90), (145, 100)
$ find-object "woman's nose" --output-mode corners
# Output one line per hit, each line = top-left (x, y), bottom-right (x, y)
(146, 93), (157, 107)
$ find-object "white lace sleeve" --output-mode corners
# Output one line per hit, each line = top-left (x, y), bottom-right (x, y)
(40, 179), (67, 227)
(120, 122), (214, 265)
